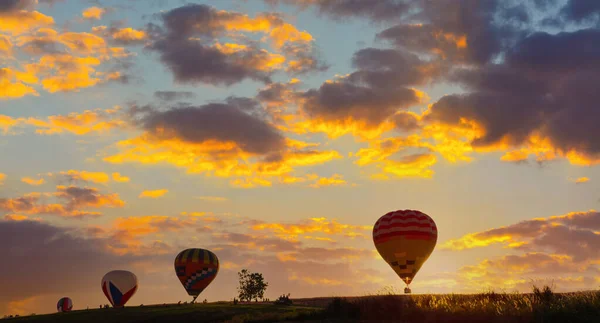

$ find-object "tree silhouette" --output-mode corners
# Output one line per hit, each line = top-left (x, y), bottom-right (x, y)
(237, 269), (268, 302)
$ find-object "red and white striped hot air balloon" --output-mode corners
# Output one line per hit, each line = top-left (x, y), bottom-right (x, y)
(56, 297), (72, 312)
(373, 210), (438, 293)
(101, 270), (138, 307)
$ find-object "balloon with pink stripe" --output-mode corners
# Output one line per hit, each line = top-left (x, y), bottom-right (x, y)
(373, 210), (438, 293)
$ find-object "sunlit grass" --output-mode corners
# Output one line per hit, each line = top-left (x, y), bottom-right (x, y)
(316, 285), (600, 322)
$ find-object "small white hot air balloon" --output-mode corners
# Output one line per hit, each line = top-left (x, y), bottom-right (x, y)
(101, 270), (138, 307)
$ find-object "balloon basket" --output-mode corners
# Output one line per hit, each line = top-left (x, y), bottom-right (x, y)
(404, 287), (411, 294)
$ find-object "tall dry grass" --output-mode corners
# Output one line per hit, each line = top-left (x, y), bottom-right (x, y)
(315, 285), (600, 322)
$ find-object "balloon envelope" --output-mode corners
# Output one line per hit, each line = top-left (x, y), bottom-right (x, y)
(56, 297), (72, 312)
(174, 248), (219, 297)
(101, 270), (138, 307)
(373, 210), (437, 286)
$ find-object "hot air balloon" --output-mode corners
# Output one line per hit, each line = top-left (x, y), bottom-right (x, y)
(56, 297), (72, 312)
(174, 248), (219, 302)
(373, 210), (437, 294)
(101, 270), (138, 307)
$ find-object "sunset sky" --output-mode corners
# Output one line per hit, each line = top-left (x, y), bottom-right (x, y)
(2, 0), (600, 316)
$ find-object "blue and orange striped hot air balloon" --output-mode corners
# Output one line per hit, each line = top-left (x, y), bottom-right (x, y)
(174, 248), (219, 302)
(101, 270), (138, 307)
(373, 210), (438, 293)
(56, 297), (72, 312)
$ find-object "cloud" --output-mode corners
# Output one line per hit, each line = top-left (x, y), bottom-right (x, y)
(196, 196), (228, 202)
(21, 177), (45, 186)
(0, 8), (54, 35)
(573, 177), (590, 184)
(25, 107), (125, 135)
(55, 170), (111, 184)
(0, 68), (38, 99)
(147, 4), (322, 86)
(251, 217), (371, 240)
(111, 27), (147, 45)
(559, 0), (600, 23)
(55, 185), (125, 210)
(139, 189), (168, 198)
(352, 136), (436, 179)
(417, 25), (600, 166)
(105, 100), (341, 187)
(0, 0), (36, 12)
(264, 0), (414, 22)
(442, 210), (600, 262)
(138, 103), (286, 155)
(308, 174), (348, 188)
(82, 6), (106, 20)
(154, 91), (195, 101)
(0, 34), (12, 56)
(0, 185), (125, 218)
(5, 26), (131, 94)
(0, 173), (5, 185)
(447, 252), (598, 293)
(0, 115), (20, 133)
(0, 220), (131, 315)
(112, 172), (130, 183)
(277, 48), (435, 140)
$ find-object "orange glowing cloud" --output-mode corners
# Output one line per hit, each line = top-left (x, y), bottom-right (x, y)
(111, 27), (147, 44)
(0, 173), (5, 185)
(352, 135), (436, 179)
(26, 108), (125, 135)
(268, 22), (313, 49)
(139, 189), (168, 198)
(0, 68), (38, 99)
(0, 10), (54, 35)
(0, 185), (124, 218)
(0, 114), (21, 133)
(11, 26), (130, 94)
(3, 214), (31, 221)
(422, 106), (600, 166)
(82, 6), (106, 20)
(0, 35), (12, 56)
(37, 54), (102, 92)
(252, 217), (371, 240)
(441, 210), (600, 256)
(308, 174), (348, 188)
(104, 131), (342, 188)
(112, 172), (130, 183)
(57, 170), (110, 184)
(54, 185), (125, 209)
(21, 177), (45, 186)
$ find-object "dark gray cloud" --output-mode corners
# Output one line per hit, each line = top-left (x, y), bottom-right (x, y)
(425, 28), (600, 160)
(302, 82), (418, 127)
(265, 0), (414, 22)
(0, 0), (34, 12)
(149, 38), (273, 86)
(0, 220), (130, 314)
(300, 48), (432, 127)
(147, 4), (323, 86)
(560, 0), (600, 23)
(349, 48), (437, 87)
(392, 112), (420, 132)
(160, 3), (224, 38)
(376, 0), (528, 66)
(138, 100), (286, 155)
(154, 91), (195, 101)
(145, 4), (276, 86)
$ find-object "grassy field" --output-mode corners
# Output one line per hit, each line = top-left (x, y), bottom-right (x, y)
(4, 303), (322, 323)
(6, 287), (600, 322)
